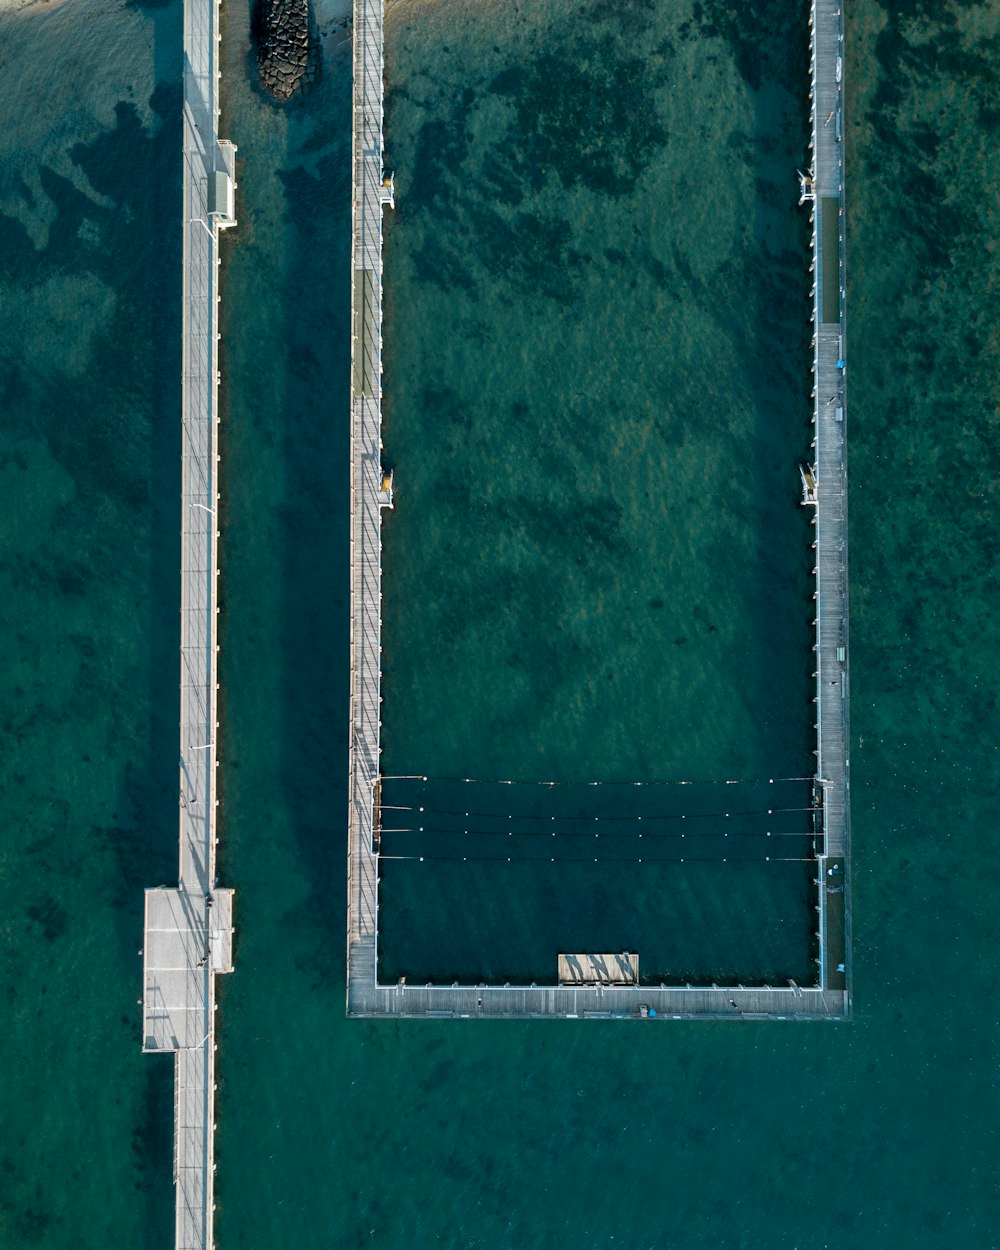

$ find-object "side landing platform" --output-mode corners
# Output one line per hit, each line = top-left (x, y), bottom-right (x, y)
(142, 888), (234, 1053)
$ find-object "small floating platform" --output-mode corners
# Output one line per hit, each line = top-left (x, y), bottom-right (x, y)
(379, 467), (394, 510)
(558, 952), (638, 985)
(800, 462), (818, 505)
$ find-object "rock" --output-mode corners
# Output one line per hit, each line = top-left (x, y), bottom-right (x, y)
(252, 0), (314, 101)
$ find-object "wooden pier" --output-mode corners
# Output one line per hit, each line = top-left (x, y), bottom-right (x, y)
(350, 982), (846, 1021)
(142, 1), (236, 1247)
(346, 3), (850, 1020)
(346, 0), (389, 1010)
(807, 0), (852, 997)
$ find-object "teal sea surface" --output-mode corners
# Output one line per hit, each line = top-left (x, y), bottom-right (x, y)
(0, 0), (997, 1247)
(377, 0), (817, 985)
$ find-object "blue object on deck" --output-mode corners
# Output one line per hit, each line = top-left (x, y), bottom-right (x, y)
(649, 1009), (657, 1018)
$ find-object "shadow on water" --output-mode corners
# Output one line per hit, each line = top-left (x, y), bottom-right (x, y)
(273, 127), (352, 989)
(207, 10), (358, 1237)
(72, 3), (189, 1240)
(214, 3), (354, 990)
(691, 0), (820, 976)
(72, 33), (184, 940)
(695, 0), (816, 752)
(0, 1), (182, 1240)
(379, 774), (816, 984)
(77, 5), (184, 1241)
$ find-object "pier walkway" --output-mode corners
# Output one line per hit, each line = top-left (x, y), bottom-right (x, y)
(807, 0), (852, 996)
(142, 1), (236, 1247)
(346, 0), (389, 1007)
(351, 981), (845, 1021)
(346, 3), (850, 1020)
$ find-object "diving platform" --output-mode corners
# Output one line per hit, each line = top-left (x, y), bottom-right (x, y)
(559, 953), (639, 986)
(142, 0), (235, 1246)
(345, 1), (850, 1021)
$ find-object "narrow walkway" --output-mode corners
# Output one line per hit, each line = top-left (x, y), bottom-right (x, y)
(808, 0), (852, 996)
(346, 0), (389, 1009)
(352, 983), (846, 1021)
(142, 1), (236, 1247)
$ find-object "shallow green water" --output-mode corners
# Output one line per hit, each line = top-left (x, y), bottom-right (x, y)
(377, 0), (816, 982)
(0, 0), (997, 1247)
(0, 2), (181, 1243)
(381, 0), (815, 787)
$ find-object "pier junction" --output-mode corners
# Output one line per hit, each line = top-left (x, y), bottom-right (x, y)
(346, 0), (852, 1021)
(141, 1), (235, 1248)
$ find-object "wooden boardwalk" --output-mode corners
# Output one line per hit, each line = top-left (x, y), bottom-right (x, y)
(346, 3), (851, 1020)
(351, 982), (846, 1021)
(559, 953), (639, 985)
(142, 1), (236, 1246)
(808, 0), (852, 995)
(346, 0), (389, 1011)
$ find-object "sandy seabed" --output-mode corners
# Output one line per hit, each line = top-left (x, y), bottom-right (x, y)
(0, 0), (70, 14)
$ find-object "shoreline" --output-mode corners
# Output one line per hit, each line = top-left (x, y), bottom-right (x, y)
(0, 0), (71, 15)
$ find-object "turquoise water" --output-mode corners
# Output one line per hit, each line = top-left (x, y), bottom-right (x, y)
(377, 0), (816, 983)
(381, 1), (814, 788)
(0, 2), (180, 1243)
(377, 775), (819, 985)
(0, 0), (997, 1247)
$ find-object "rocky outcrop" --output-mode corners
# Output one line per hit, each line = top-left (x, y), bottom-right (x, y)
(253, 0), (312, 101)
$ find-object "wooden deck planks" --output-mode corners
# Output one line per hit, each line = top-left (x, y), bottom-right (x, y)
(347, 0), (388, 1006)
(352, 981), (847, 1021)
(809, 0), (852, 997)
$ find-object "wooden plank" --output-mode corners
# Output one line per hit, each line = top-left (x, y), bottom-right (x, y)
(347, 0), (388, 1009)
(346, 0), (852, 1019)
(809, 0), (852, 999)
(558, 953), (639, 985)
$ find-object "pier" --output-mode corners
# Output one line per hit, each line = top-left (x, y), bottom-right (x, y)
(347, 3), (850, 1019)
(346, 0), (389, 1007)
(142, 0), (235, 1247)
(807, 0), (852, 998)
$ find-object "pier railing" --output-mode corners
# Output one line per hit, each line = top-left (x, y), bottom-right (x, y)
(807, 0), (851, 1000)
(347, 0), (389, 1004)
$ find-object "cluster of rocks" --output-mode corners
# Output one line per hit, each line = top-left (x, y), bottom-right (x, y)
(253, 0), (312, 101)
